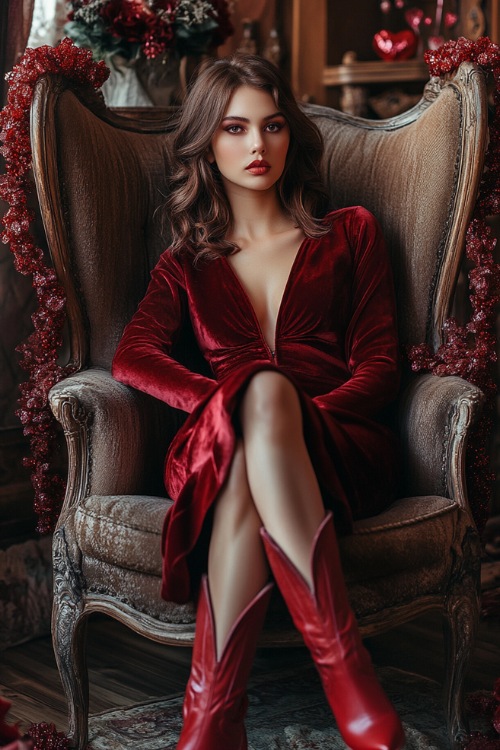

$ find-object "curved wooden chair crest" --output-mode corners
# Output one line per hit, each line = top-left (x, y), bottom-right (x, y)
(30, 61), (487, 749)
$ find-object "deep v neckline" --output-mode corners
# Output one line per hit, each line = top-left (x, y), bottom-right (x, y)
(222, 235), (310, 360)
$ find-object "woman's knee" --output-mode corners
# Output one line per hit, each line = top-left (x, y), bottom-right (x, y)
(240, 371), (302, 436)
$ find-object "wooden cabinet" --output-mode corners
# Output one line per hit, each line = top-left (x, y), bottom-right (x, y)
(286, 0), (327, 105)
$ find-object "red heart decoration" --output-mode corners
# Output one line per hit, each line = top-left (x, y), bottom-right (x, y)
(405, 7), (424, 30)
(372, 29), (418, 61)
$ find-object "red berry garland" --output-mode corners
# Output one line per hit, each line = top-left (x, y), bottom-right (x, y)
(464, 679), (500, 748)
(0, 38), (108, 533)
(27, 723), (69, 750)
(409, 36), (500, 534)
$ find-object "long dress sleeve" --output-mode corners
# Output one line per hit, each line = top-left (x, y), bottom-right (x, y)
(112, 250), (216, 414)
(313, 207), (400, 418)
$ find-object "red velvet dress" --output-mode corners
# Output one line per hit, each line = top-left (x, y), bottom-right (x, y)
(112, 207), (401, 603)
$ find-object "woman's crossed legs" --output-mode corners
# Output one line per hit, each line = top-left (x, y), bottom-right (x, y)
(185, 370), (405, 750)
(208, 370), (325, 657)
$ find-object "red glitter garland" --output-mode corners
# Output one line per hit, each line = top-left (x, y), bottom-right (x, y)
(0, 39), (108, 533)
(0, 695), (70, 749)
(409, 36), (500, 535)
(464, 679), (500, 748)
(26, 723), (69, 750)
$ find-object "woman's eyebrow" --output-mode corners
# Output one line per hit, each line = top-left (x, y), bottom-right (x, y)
(221, 112), (284, 123)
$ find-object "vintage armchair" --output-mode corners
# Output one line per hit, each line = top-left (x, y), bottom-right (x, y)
(30, 61), (487, 749)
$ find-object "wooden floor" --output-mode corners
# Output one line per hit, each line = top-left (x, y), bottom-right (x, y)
(1, 606), (499, 733)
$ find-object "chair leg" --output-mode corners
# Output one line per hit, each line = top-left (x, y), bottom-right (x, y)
(52, 526), (90, 750)
(442, 538), (481, 750)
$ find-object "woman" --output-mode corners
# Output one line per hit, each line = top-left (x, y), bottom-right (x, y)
(112, 54), (404, 750)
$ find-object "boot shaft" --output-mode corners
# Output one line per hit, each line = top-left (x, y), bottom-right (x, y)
(260, 514), (405, 750)
(188, 578), (273, 711)
(177, 576), (273, 750)
(261, 513), (356, 660)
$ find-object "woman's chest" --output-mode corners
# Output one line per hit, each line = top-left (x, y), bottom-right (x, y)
(183, 239), (354, 353)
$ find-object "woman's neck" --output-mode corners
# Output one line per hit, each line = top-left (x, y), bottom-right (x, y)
(224, 186), (294, 244)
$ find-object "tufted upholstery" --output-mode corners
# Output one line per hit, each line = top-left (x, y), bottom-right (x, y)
(30, 63), (487, 750)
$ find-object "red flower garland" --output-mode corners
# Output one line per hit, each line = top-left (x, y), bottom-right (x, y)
(409, 36), (500, 534)
(0, 38), (108, 533)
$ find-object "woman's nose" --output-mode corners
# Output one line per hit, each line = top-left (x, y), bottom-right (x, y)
(250, 131), (265, 154)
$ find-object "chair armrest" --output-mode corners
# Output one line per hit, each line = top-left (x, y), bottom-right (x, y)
(49, 368), (183, 512)
(398, 373), (485, 509)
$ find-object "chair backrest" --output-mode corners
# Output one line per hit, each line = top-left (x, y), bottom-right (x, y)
(31, 77), (177, 371)
(308, 62), (487, 350)
(31, 63), (488, 374)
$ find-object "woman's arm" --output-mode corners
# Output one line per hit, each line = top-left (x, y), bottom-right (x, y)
(112, 251), (216, 414)
(313, 208), (400, 418)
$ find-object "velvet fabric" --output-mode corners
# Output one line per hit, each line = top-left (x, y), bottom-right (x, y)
(112, 206), (401, 603)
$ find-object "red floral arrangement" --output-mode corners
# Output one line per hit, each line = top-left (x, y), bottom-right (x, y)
(65, 0), (233, 61)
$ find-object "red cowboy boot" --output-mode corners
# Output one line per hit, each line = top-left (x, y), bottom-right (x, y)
(260, 512), (405, 750)
(176, 575), (273, 750)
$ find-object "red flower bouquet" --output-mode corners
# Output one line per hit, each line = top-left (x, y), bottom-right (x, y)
(65, 0), (233, 61)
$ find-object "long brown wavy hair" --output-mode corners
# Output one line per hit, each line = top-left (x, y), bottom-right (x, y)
(164, 53), (330, 262)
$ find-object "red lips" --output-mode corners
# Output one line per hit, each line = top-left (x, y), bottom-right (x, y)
(245, 159), (271, 176)
(246, 159), (271, 169)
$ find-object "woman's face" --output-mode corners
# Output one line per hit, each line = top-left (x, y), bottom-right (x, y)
(209, 85), (290, 197)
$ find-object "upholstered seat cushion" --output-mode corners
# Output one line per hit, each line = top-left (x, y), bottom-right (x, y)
(74, 496), (196, 626)
(344, 495), (457, 581)
(343, 495), (460, 618)
(76, 495), (170, 576)
(75, 493), (458, 619)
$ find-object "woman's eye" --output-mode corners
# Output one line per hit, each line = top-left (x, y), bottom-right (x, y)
(226, 125), (243, 134)
(266, 122), (284, 132)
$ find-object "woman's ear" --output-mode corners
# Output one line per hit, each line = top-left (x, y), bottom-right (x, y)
(206, 147), (215, 164)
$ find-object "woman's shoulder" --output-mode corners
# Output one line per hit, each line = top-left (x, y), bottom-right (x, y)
(321, 206), (383, 246)
(322, 205), (380, 229)
(318, 206), (386, 265)
(152, 247), (188, 287)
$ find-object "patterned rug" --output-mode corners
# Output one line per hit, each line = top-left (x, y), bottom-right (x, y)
(87, 664), (464, 750)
